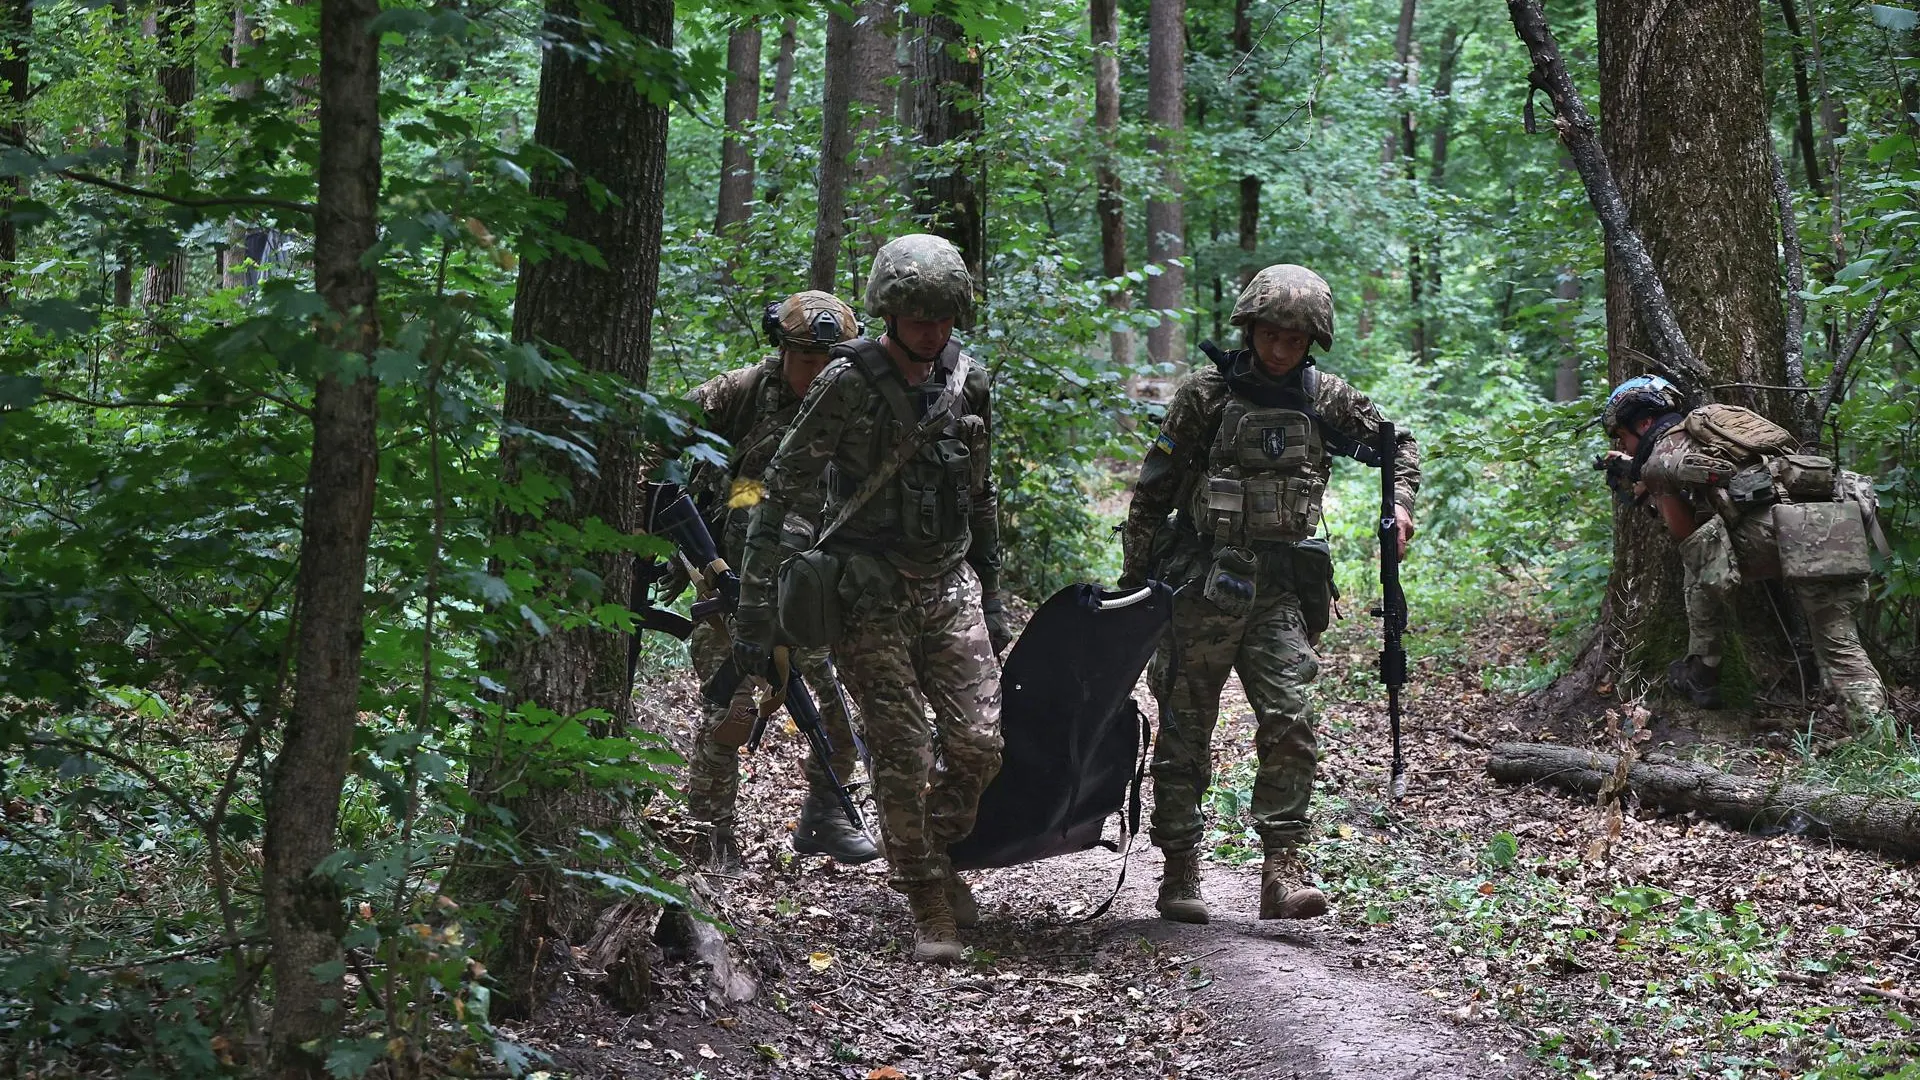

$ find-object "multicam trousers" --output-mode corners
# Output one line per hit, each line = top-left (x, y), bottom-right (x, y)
(685, 618), (862, 830)
(831, 557), (1003, 891)
(1149, 575), (1321, 855)
(1680, 514), (1886, 716)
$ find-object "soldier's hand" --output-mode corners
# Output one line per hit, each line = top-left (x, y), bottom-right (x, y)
(982, 594), (1013, 658)
(1394, 504), (1416, 559)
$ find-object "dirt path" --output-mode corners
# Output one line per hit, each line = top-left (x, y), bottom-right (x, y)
(996, 844), (1525, 1080)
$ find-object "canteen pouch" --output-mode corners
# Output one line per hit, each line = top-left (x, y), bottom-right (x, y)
(777, 548), (844, 647)
(1290, 538), (1336, 641)
(1772, 453), (1837, 503)
(1773, 501), (1870, 583)
(1202, 545), (1258, 618)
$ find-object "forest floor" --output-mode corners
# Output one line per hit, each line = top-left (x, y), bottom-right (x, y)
(516, 607), (1920, 1080)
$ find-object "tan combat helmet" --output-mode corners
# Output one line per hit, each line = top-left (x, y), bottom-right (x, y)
(865, 234), (975, 326)
(765, 290), (859, 350)
(1230, 264), (1335, 352)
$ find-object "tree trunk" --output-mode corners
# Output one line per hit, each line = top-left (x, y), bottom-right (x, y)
(1144, 0), (1185, 365)
(898, 14), (983, 276)
(143, 0), (195, 306)
(1488, 742), (1920, 861)
(0, 0), (29, 303)
(1551, 267), (1582, 401)
(1591, 0), (1789, 700)
(460, 0), (670, 1019)
(770, 18), (797, 117)
(810, 1), (891, 292)
(1384, 0), (1416, 166)
(112, 0), (138, 308)
(262, 0), (381, 1073)
(1420, 25), (1459, 321)
(1775, 0), (1826, 199)
(1232, 0), (1260, 289)
(1091, 0), (1131, 367)
(714, 22), (760, 235)
(225, 1), (262, 290)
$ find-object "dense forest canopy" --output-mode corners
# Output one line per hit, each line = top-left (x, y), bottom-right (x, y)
(0, 0), (1915, 1076)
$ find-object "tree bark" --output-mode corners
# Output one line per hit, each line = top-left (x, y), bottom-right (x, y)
(1231, 0), (1260, 290)
(111, 0), (138, 308)
(225, 1), (262, 290)
(1774, 0), (1826, 198)
(143, 0), (196, 306)
(770, 18), (797, 118)
(898, 14), (983, 275)
(460, 0), (670, 1019)
(262, 0), (381, 1073)
(1488, 742), (1920, 861)
(0, 0), (29, 303)
(1145, 0), (1185, 365)
(1551, 266), (1582, 401)
(1420, 25), (1460, 323)
(1091, 0), (1131, 368)
(810, 2), (891, 292)
(715, 22), (760, 235)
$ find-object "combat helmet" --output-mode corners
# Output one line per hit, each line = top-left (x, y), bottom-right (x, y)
(865, 234), (975, 326)
(1602, 374), (1684, 434)
(763, 290), (859, 350)
(1230, 264), (1335, 352)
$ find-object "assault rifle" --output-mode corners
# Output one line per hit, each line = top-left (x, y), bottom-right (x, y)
(631, 482), (866, 831)
(1374, 422), (1409, 801)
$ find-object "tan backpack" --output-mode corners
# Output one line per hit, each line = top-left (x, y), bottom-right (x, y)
(1681, 404), (1800, 465)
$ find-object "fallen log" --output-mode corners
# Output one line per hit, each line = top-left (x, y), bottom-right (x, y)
(1487, 742), (1920, 861)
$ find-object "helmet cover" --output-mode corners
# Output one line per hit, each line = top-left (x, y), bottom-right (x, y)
(865, 234), (975, 324)
(1602, 374), (1684, 433)
(765, 290), (859, 349)
(1230, 264), (1335, 352)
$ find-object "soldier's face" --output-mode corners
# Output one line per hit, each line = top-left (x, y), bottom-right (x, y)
(1250, 323), (1311, 377)
(781, 346), (834, 396)
(891, 315), (955, 360)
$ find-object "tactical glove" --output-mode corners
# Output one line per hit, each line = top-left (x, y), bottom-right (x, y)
(982, 594), (1013, 658)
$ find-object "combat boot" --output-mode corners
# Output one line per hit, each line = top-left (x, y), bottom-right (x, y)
(946, 873), (980, 930)
(1259, 848), (1327, 920)
(904, 883), (964, 964)
(1667, 656), (1722, 709)
(698, 824), (741, 873)
(1154, 848), (1209, 924)
(792, 789), (881, 864)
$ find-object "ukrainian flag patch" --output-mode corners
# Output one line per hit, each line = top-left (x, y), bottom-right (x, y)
(1153, 432), (1177, 455)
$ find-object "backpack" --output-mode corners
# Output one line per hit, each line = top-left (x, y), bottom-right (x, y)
(1682, 404), (1800, 465)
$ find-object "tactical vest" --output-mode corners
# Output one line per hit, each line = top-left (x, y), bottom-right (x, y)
(823, 339), (983, 570)
(1190, 392), (1328, 548)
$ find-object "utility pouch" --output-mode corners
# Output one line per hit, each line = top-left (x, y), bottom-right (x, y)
(1727, 463), (1777, 508)
(1772, 454), (1837, 503)
(1199, 477), (1245, 544)
(1774, 502), (1870, 583)
(1202, 545), (1258, 617)
(709, 690), (758, 749)
(777, 548), (844, 647)
(1292, 538), (1336, 641)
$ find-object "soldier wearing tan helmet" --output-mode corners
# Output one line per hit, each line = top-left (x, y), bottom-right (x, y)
(735, 235), (1007, 964)
(677, 289), (880, 870)
(1118, 264), (1420, 925)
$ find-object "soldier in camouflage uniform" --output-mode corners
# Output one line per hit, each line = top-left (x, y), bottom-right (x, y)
(1600, 376), (1887, 723)
(735, 235), (1011, 964)
(1118, 265), (1420, 924)
(681, 291), (880, 869)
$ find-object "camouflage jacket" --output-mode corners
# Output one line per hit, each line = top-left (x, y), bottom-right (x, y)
(1120, 362), (1420, 585)
(738, 339), (1001, 613)
(687, 355), (816, 564)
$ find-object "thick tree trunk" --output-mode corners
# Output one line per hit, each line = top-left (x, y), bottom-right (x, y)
(1091, 0), (1131, 368)
(1775, 0), (1826, 199)
(1145, 0), (1185, 365)
(0, 0), (29, 302)
(1231, 0), (1260, 290)
(262, 0), (381, 1073)
(770, 18), (797, 117)
(460, 0), (670, 1019)
(714, 22), (760, 235)
(810, 2), (891, 292)
(1590, 0), (1790, 700)
(898, 14), (983, 275)
(1551, 267), (1582, 401)
(1488, 743), (1920, 860)
(143, 0), (195, 306)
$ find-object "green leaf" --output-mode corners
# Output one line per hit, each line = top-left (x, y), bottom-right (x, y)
(1482, 831), (1519, 869)
(17, 298), (99, 338)
(1871, 5), (1919, 32)
(324, 1036), (385, 1079)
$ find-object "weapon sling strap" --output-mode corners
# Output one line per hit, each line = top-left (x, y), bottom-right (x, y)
(810, 339), (973, 550)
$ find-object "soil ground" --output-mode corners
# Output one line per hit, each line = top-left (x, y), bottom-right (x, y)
(511, 605), (1920, 1080)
